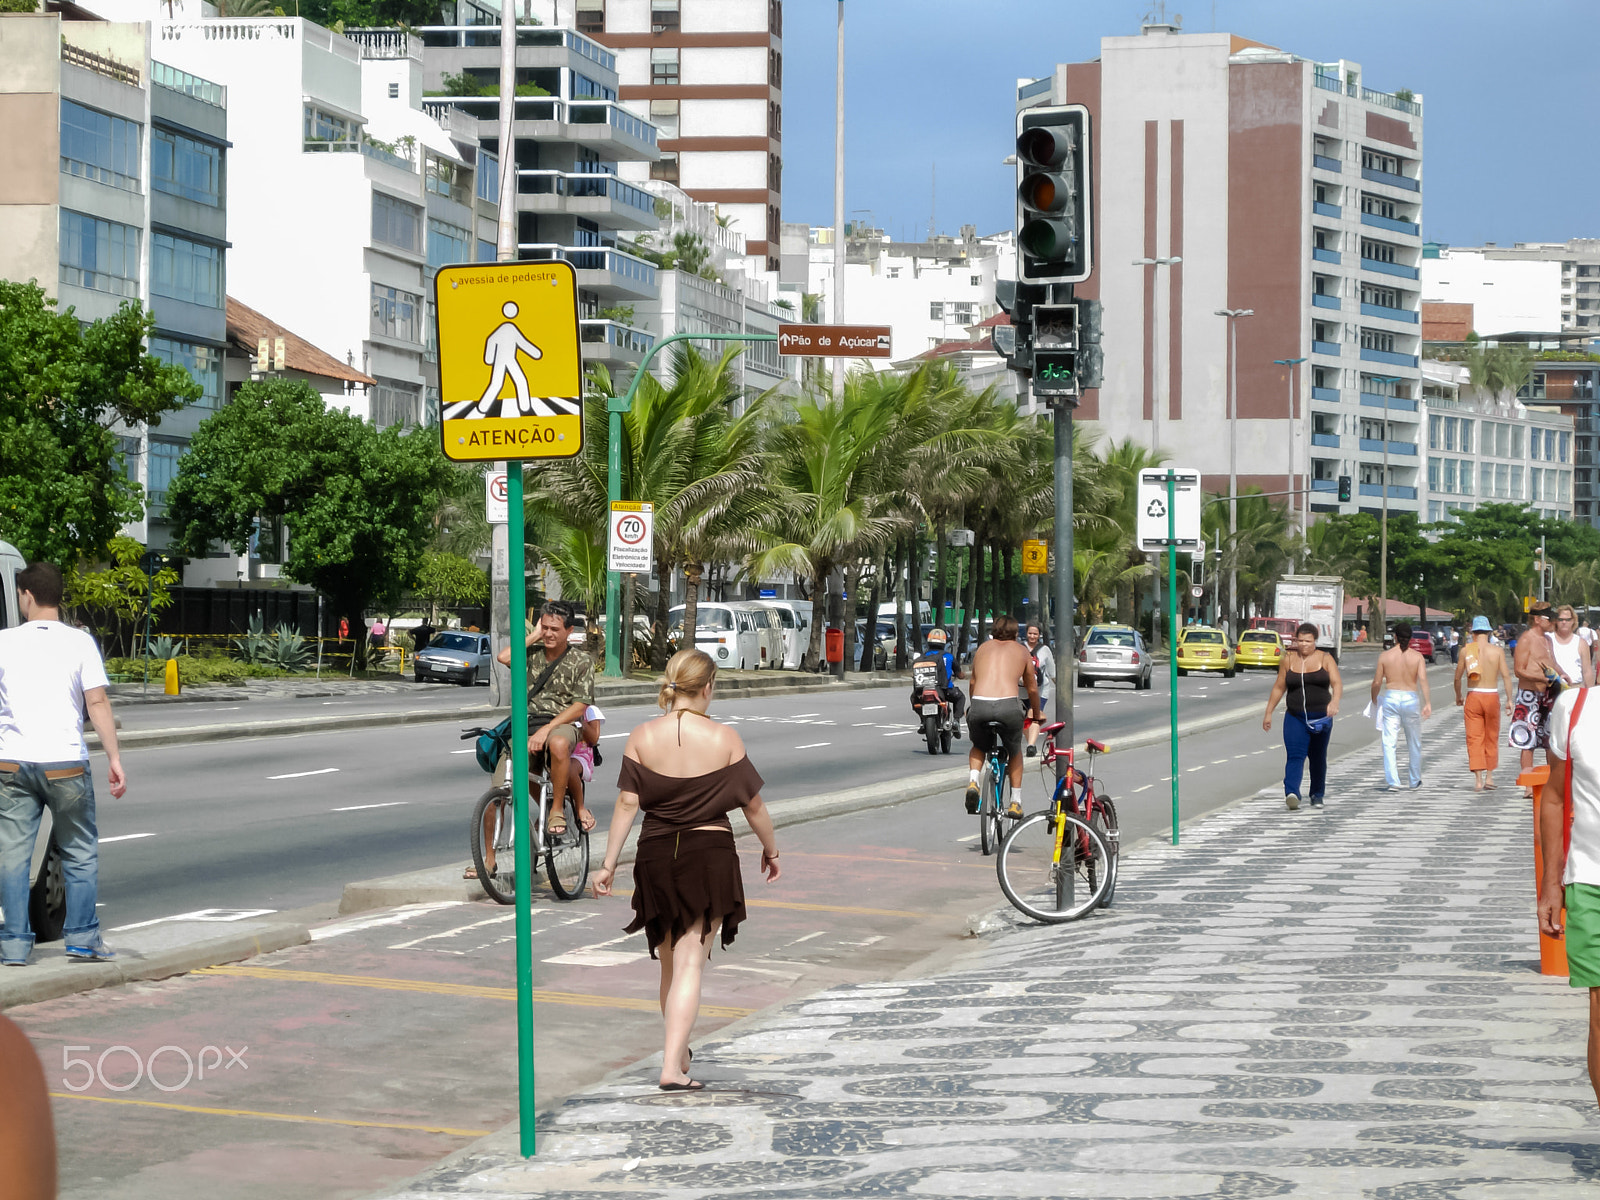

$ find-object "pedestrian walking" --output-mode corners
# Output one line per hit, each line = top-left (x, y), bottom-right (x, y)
(1538, 683), (1600, 1113)
(592, 648), (780, 1091)
(1448, 626), (1461, 664)
(0, 563), (126, 965)
(1550, 604), (1593, 689)
(1369, 621), (1432, 790)
(1454, 615), (1513, 791)
(370, 616), (387, 649)
(1022, 622), (1055, 758)
(1512, 601), (1561, 797)
(1262, 622), (1343, 811)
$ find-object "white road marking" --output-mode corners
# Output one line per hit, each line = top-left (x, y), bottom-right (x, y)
(883, 730), (918, 737)
(599, 732), (630, 739)
(450, 748), (475, 754)
(794, 742), (832, 749)
(100, 833), (155, 844)
(1212, 759), (1229, 764)
(543, 932), (649, 967)
(716, 963), (802, 981)
(790, 712), (820, 718)
(1252, 749), (1267, 755)
(269, 767), (340, 780)
(852, 722), (875, 727)
(332, 801), (408, 812)
(1234, 754), (1248, 759)
(1186, 765), (1206, 773)
(1131, 784), (1154, 793)
(861, 705), (887, 710)
(111, 907), (278, 932)
(956, 833), (980, 843)
(310, 901), (466, 941)
(389, 913), (516, 948)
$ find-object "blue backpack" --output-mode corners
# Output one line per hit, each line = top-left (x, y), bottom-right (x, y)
(476, 717), (512, 774)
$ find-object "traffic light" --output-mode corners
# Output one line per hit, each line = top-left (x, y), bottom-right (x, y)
(1015, 104), (1092, 284)
(1338, 475), (1352, 503)
(1031, 303), (1078, 399)
(1078, 298), (1103, 389)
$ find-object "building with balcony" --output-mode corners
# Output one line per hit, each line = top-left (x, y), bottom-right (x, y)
(1423, 239), (1600, 339)
(1419, 359), (1574, 524)
(550, 0), (783, 272)
(417, 5), (662, 382)
(0, 11), (231, 555)
(1036, 23), (1425, 523)
(147, 16), (489, 431)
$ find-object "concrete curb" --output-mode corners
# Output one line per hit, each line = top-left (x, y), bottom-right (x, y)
(94, 672), (911, 752)
(335, 703), (1256, 915)
(0, 920), (310, 1010)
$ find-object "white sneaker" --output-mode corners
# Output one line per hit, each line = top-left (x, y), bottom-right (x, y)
(1285, 793), (1301, 811)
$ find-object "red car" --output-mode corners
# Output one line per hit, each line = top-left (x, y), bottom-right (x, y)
(1409, 631), (1436, 663)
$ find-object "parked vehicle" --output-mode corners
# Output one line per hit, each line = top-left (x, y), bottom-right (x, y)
(744, 603), (787, 669)
(1175, 626), (1236, 677)
(1075, 624), (1151, 690)
(1235, 629), (1285, 671)
(1271, 576), (1344, 660)
(1409, 630), (1437, 663)
(909, 654), (958, 755)
(756, 600), (811, 670)
(413, 630), (493, 686)
(668, 603), (763, 670)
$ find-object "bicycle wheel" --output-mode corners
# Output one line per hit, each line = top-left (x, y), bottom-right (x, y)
(978, 762), (1000, 856)
(544, 788), (590, 900)
(1087, 806), (1118, 908)
(996, 810), (1111, 923)
(470, 786), (516, 905)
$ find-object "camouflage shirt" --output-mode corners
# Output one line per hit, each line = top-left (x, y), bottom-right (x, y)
(527, 647), (594, 719)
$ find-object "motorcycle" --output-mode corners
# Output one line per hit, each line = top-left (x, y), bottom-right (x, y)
(910, 658), (958, 756)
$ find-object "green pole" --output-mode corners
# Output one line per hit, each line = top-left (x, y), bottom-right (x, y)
(1167, 474), (1180, 845)
(507, 460), (536, 1157)
(602, 331), (779, 677)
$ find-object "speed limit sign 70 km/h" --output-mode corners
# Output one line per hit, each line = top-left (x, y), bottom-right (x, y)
(608, 501), (654, 573)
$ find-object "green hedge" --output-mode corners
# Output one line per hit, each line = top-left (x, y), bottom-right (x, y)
(104, 656), (290, 685)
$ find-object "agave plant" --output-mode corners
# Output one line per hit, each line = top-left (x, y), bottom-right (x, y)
(232, 615), (272, 664)
(145, 635), (185, 660)
(265, 625), (312, 671)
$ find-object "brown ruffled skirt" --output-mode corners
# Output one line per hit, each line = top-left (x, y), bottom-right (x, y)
(624, 829), (746, 959)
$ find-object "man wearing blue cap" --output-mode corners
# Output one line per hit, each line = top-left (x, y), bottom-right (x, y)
(1455, 615), (1512, 791)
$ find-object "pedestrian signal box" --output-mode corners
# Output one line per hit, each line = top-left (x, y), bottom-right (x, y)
(434, 261), (582, 463)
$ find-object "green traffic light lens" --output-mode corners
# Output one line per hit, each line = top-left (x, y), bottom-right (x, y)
(1020, 218), (1075, 258)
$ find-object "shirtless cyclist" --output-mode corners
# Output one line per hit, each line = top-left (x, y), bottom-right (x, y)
(964, 614), (1041, 819)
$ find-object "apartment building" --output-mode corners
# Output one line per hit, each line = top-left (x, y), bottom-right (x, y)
(0, 11), (229, 554)
(1423, 239), (1600, 338)
(150, 16), (490, 430)
(418, 3), (663, 381)
(550, 0), (783, 272)
(1036, 24), (1426, 523)
(1419, 359), (1574, 524)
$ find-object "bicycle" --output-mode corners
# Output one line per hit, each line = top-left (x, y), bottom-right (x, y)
(461, 725), (590, 904)
(995, 724), (1117, 922)
(972, 719), (1017, 856)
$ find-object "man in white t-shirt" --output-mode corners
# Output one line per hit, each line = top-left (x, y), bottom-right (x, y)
(1540, 685), (1600, 1112)
(0, 563), (126, 965)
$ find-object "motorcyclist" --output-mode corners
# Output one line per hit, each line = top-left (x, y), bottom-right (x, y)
(909, 628), (965, 737)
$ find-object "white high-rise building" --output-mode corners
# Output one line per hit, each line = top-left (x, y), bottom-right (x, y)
(1422, 240), (1600, 339)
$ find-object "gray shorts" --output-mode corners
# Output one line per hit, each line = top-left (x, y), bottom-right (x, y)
(968, 698), (1025, 758)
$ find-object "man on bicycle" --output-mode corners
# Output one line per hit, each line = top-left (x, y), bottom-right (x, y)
(495, 600), (595, 836)
(909, 627), (965, 736)
(964, 614), (1041, 819)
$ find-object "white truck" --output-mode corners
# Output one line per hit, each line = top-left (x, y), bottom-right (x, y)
(1273, 575), (1345, 660)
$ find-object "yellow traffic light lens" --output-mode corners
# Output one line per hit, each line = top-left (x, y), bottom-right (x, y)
(1019, 171), (1072, 213)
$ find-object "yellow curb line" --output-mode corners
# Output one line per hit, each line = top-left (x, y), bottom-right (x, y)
(49, 1092), (491, 1137)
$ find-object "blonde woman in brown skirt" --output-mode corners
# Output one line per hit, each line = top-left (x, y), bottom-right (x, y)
(592, 648), (781, 1091)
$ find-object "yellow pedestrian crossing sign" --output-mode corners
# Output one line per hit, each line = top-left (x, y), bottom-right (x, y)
(434, 261), (583, 462)
(1022, 538), (1048, 574)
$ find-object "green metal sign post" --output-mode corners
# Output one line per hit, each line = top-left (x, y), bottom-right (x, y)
(602, 331), (778, 678)
(1166, 474), (1180, 845)
(504, 460), (535, 1156)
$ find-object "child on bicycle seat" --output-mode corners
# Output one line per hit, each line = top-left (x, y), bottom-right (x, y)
(572, 704), (605, 785)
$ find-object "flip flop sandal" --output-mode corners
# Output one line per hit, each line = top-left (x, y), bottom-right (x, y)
(658, 1079), (704, 1092)
(579, 810), (598, 832)
(463, 865), (479, 879)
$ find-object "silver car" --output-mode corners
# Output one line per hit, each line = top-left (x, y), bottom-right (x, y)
(1075, 624), (1152, 690)
(413, 630), (493, 686)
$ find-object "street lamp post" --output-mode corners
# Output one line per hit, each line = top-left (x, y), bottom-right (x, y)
(1216, 308), (1253, 636)
(1274, 357), (1308, 548)
(1136, 256), (1181, 651)
(1367, 375), (1404, 641)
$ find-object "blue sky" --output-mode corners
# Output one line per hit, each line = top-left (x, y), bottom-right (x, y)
(780, 0), (1596, 248)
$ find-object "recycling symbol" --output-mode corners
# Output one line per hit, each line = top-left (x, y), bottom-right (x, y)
(1146, 497), (1167, 519)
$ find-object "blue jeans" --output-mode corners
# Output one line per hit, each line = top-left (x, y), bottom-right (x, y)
(0, 760), (100, 961)
(1283, 710), (1331, 799)
(1380, 691), (1424, 788)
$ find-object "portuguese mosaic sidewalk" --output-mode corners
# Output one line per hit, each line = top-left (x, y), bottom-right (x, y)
(385, 709), (1600, 1198)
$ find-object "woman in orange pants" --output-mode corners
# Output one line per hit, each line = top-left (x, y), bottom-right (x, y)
(1455, 616), (1513, 790)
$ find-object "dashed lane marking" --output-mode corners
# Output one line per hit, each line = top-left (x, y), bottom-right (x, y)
(268, 767), (340, 780)
(1132, 784), (1154, 793)
(1186, 766), (1207, 773)
(193, 965), (758, 1018)
(861, 705), (887, 710)
(331, 801), (407, 812)
(883, 730), (918, 737)
(100, 833), (155, 844)
(50, 1093), (492, 1138)
(794, 742), (832, 749)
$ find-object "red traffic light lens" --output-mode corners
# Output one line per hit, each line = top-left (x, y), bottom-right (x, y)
(1017, 126), (1072, 167)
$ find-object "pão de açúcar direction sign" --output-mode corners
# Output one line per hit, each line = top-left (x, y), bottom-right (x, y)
(434, 261), (582, 463)
(608, 501), (654, 573)
(777, 324), (893, 358)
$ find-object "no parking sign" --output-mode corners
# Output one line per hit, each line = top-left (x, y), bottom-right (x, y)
(608, 501), (653, 572)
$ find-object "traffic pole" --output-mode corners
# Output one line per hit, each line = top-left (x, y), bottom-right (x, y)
(1167, 474), (1180, 845)
(1052, 395), (1074, 763)
(507, 460), (536, 1157)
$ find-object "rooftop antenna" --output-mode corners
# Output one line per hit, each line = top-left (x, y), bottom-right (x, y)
(1142, 1), (1182, 30)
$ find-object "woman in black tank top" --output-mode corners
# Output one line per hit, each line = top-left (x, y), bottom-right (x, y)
(1262, 623), (1344, 811)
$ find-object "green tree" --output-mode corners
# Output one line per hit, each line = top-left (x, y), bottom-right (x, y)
(413, 550), (489, 621)
(166, 378), (453, 666)
(0, 280), (199, 564)
(64, 535), (181, 657)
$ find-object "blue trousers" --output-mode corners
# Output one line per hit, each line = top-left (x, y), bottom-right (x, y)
(1283, 710), (1331, 799)
(0, 760), (101, 961)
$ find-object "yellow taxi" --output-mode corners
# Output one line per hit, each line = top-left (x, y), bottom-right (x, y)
(1175, 625), (1236, 678)
(1235, 628), (1285, 671)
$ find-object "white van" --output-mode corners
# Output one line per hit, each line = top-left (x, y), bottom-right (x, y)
(756, 600), (812, 669)
(668, 602), (763, 670)
(738, 603), (787, 670)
